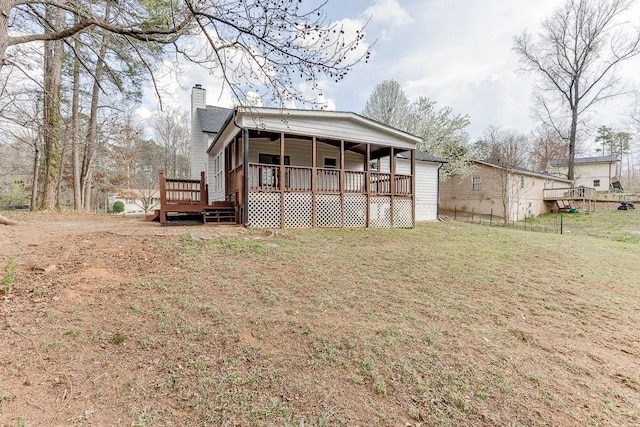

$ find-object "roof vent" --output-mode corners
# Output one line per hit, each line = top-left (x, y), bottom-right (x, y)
(194, 84), (202, 89)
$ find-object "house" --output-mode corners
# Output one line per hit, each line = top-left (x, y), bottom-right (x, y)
(107, 189), (160, 214)
(548, 156), (619, 192)
(440, 160), (573, 221)
(173, 84), (445, 228)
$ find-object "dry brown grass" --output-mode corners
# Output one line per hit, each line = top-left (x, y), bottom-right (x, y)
(1, 212), (639, 425)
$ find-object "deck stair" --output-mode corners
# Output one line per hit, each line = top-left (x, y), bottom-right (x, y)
(203, 202), (236, 224)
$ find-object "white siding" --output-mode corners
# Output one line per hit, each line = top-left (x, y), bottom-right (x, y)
(377, 157), (440, 221)
(396, 159), (440, 221)
(190, 87), (207, 179)
(208, 144), (226, 202)
(550, 161), (616, 191)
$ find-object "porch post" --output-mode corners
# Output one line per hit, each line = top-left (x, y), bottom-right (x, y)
(312, 136), (317, 227)
(243, 129), (249, 226)
(199, 171), (207, 206)
(159, 169), (167, 224)
(365, 144), (371, 228)
(280, 132), (285, 229)
(411, 148), (416, 228)
(340, 139), (345, 227)
(390, 147), (395, 227)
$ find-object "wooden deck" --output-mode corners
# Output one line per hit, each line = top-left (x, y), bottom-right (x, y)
(543, 187), (596, 213)
(152, 170), (238, 225)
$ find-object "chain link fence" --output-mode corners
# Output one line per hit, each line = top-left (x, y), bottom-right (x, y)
(440, 206), (640, 242)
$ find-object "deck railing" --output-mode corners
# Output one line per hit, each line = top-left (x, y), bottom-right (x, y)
(227, 165), (243, 196)
(288, 166), (313, 191)
(248, 163), (280, 191)
(345, 171), (366, 193)
(543, 187), (595, 200)
(247, 163), (411, 195)
(395, 174), (412, 196)
(159, 170), (207, 206)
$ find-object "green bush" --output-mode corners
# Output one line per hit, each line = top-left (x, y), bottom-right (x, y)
(112, 201), (125, 213)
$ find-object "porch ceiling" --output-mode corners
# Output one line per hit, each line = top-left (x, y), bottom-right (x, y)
(250, 130), (399, 159)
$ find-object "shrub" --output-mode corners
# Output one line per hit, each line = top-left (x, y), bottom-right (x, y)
(112, 201), (125, 213)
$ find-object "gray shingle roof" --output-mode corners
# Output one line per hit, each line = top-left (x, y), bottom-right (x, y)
(474, 159), (572, 182)
(197, 106), (233, 133)
(549, 156), (618, 166)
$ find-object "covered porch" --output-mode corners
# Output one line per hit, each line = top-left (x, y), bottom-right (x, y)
(211, 109), (420, 228)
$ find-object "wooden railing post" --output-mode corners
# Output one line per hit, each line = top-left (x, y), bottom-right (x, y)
(199, 171), (206, 206)
(159, 169), (167, 224)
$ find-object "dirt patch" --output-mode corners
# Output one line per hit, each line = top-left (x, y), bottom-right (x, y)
(1, 212), (639, 426)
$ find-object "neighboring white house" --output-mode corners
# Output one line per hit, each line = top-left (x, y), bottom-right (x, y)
(189, 84), (445, 227)
(107, 189), (160, 214)
(548, 156), (619, 192)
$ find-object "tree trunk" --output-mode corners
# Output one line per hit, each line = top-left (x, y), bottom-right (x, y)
(55, 133), (67, 209)
(80, 15), (108, 211)
(0, 0), (14, 68)
(30, 143), (40, 211)
(71, 30), (82, 210)
(40, 7), (64, 210)
(567, 78), (580, 182)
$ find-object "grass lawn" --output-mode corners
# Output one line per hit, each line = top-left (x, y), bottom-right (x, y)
(532, 207), (640, 242)
(1, 214), (639, 425)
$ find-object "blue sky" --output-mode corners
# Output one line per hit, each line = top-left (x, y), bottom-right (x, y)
(138, 0), (640, 148)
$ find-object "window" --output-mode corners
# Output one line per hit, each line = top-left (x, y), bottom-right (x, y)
(369, 160), (379, 171)
(259, 153), (290, 165)
(258, 154), (290, 188)
(213, 153), (224, 191)
(323, 157), (337, 169)
(472, 176), (481, 191)
(520, 176), (525, 189)
(593, 179), (600, 187)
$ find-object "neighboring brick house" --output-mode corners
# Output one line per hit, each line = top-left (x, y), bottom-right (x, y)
(548, 156), (619, 192)
(440, 160), (572, 221)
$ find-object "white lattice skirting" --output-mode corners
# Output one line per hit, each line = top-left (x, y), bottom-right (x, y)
(248, 191), (413, 228)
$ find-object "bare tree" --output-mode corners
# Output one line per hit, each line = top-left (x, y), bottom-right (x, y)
(153, 107), (190, 178)
(529, 126), (569, 172)
(478, 126), (531, 224)
(474, 124), (531, 167)
(1, 1), (369, 214)
(2, 1), (368, 105)
(514, 0), (640, 181)
(40, 5), (64, 210)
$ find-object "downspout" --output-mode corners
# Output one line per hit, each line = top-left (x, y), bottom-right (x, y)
(232, 109), (249, 226)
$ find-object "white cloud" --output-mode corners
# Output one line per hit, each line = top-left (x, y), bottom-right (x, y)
(365, 0), (412, 28)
